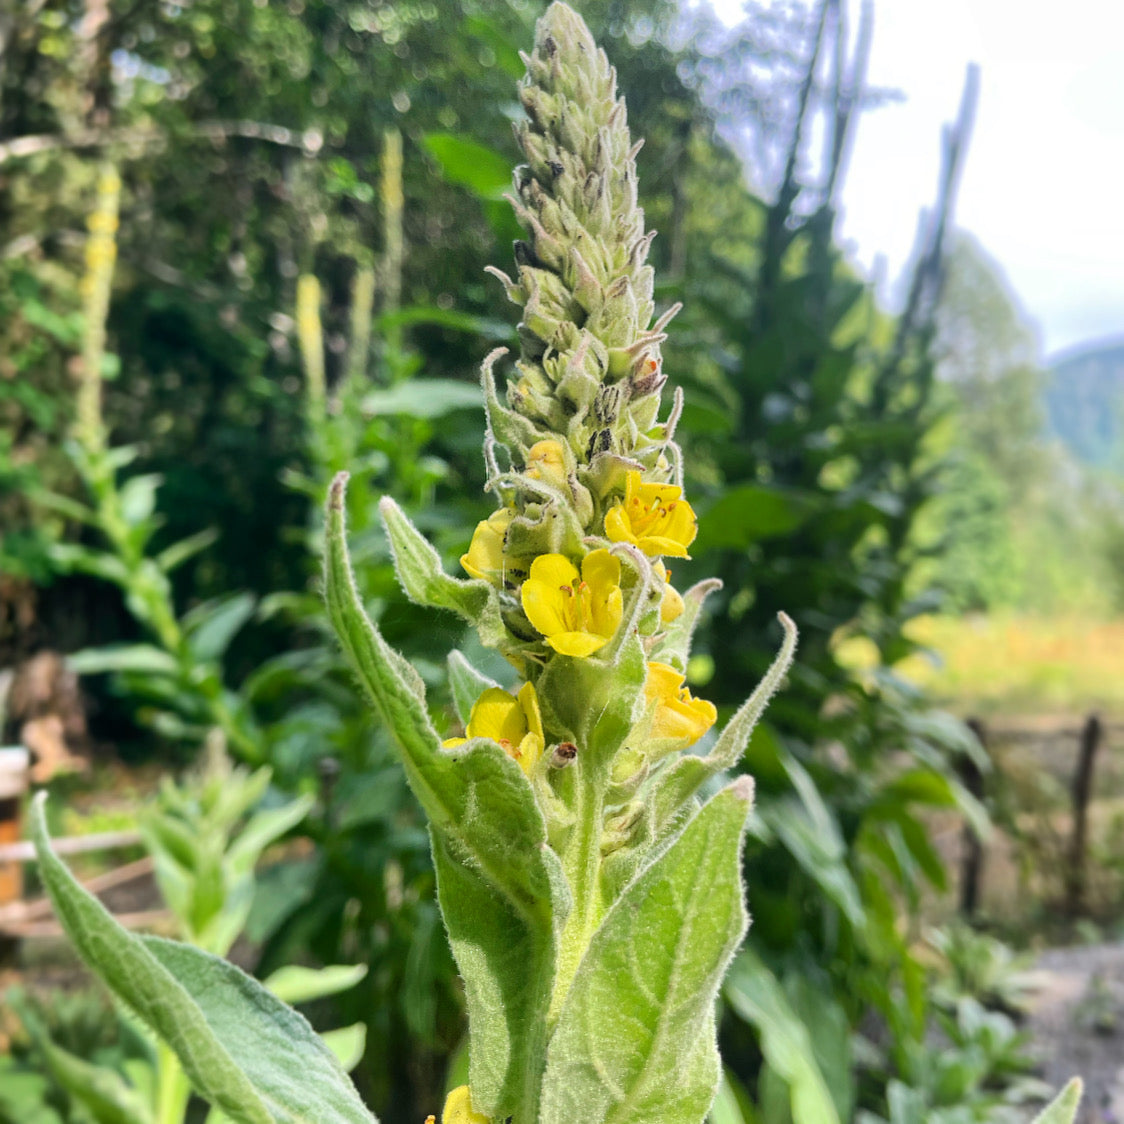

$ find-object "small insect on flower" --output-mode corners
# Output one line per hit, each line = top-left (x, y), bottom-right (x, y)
(521, 549), (623, 657)
(645, 660), (717, 749)
(460, 508), (515, 584)
(604, 470), (697, 558)
(443, 682), (545, 775)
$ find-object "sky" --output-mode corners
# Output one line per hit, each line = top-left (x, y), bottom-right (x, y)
(710, 0), (1124, 359)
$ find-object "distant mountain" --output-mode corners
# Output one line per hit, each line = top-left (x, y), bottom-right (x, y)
(1045, 337), (1124, 468)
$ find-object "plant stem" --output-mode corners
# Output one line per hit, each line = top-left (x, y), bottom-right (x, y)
(550, 776), (604, 1023)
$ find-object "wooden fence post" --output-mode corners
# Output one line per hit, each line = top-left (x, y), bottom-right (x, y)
(1065, 713), (1104, 917)
(959, 717), (987, 918)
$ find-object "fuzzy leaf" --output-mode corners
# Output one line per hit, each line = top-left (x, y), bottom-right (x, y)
(31, 794), (273, 1124)
(431, 829), (559, 1120)
(327, 475), (568, 1119)
(377, 496), (505, 646)
(1031, 1080), (1083, 1124)
(327, 475), (567, 923)
(142, 937), (377, 1124)
(540, 781), (753, 1124)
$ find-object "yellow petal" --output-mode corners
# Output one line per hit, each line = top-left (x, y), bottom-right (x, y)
(645, 661), (717, 746)
(442, 736), (468, 749)
(517, 681), (544, 741)
(548, 631), (610, 657)
(603, 502), (636, 546)
(581, 547), (621, 591)
(461, 509), (513, 581)
(465, 687), (526, 745)
(522, 577), (573, 638)
(661, 584), (685, 623)
(527, 552), (580, 588)
(441, 1086), (489, 1124)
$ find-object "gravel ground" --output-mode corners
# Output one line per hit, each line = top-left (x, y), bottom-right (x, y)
(1027, 944), (1124, 1123)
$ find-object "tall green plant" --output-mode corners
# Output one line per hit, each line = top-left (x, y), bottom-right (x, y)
(30, 8), (1083, 1124)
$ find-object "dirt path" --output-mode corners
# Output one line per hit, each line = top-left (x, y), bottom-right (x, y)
(1028, 944), (1124, 1122)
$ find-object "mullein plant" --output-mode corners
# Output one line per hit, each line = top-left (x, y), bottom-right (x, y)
(30, 6), (1083, 1124)
(328, 7), (797, 1120)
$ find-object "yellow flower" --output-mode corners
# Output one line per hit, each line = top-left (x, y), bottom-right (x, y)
(460, 508), (514, 583)
(443, 683), (544, 775)
(604, 471), (697, 558)
(521, 550), (623, 657)
(661, 583), (684, 624)
(654, 561), (684, 624)
(525, 439), (568, 491)
(645, 661), (716, 747)
(439, 1086), (489, 1124)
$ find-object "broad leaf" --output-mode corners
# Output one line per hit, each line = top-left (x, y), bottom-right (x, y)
(361, 378), (483, 418)
(32, 794), (272, 1124)
(540, 781), (753, 1124)
(143, 938), (377, 1124)
(432, 828), (558, 1120)
(32, 796), (377, 1124)
(326, 475), (569, 1118)
(423, 133), (512, 201)
(724, 951), (840, 1124)
(694, 486), (818, 552)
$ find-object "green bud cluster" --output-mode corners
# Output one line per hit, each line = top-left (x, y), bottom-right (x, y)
(484, 3), (680, 513)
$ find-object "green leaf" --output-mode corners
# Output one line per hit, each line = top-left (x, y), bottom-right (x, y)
(431, 829), (559, 1120)
(709, 1070), (759, 1124)
(156, 527), (219, 573)
(361, 379), (482, 419)
(142, 937), (378, 1124)
(26, 1027), (150, 1124)
(540, 781), (754, 1124)
(226, 794), (315, 879)
(67, 644), (180, 676)
(422, 133), (512, 201)
(378, 495), (505, 645)
(31, 794), (272, 1124)
(694, 486), (819, 552)
(447, 650), (501, 727)
(325, 474), (568, 1119)
(1031, 1080), (1083, 1124)
(318, 1025), (367, 1074)
(724, 950), (841, 1124)
(118, 474), (162, 527)
(264, 964), (368, 1006)
(184, 593), (257, 663)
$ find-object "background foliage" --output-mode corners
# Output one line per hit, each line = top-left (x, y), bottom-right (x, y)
(0, 1), (1101, 1121)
